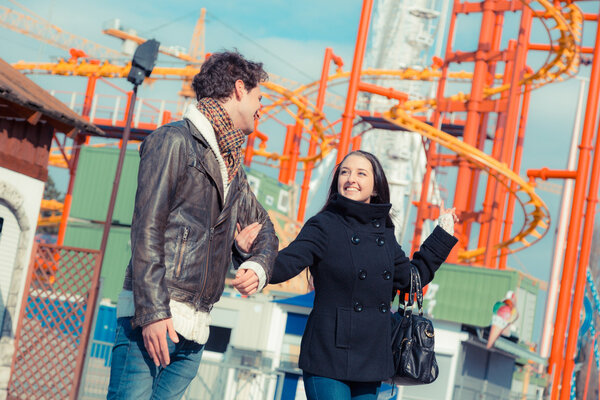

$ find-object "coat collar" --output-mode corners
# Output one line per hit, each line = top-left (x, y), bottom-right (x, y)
(326, 193), (392, 226)
(183, 103), (230, 203)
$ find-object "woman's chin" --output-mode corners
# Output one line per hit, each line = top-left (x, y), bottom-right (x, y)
(341, 192), (369, 203)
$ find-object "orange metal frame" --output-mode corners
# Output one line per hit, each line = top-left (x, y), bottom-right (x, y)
(34, 1), (600, 398)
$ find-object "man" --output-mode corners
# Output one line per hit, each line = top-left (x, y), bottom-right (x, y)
(107, 51), (278, 399)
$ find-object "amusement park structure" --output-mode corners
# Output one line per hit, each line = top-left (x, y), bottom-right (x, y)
(359, 0), (448, 243)
(3, 0), (600, 398)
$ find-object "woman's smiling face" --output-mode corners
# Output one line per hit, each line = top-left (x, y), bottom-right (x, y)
(337, 154), (375, 203)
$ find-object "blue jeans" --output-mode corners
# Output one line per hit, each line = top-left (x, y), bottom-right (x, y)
(107, 317), (204, 400)
(303, 371), (381, 400)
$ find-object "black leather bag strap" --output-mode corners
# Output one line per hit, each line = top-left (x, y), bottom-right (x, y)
(401, 266), (415, 316)
(410, 265), (425, 316)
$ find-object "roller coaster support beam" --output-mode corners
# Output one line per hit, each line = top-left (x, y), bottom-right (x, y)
(57, 75), (96, 245)
(244, 119), (258, 167)
(478, 39), (515, 267)
(559, 50), (600, 400)
(549, 10), (600, 399)
(298, 48), (340, 222)
(499, 80), (531, 269)
(337, 0), (372, 164)
(411, 0), (457, 259)
(82, 76), (98, 117)
(279, 125), (293, 183)
(540, 78), (585, 368)
(453, 0), (499, 254)
(287, 107), (304, 186)
(526, 168), (576, 182)
(465, 10), (505, 248)
(488, 6), (532, 268)
(529, 43), (595, 54)
(356, 81), (408, 102)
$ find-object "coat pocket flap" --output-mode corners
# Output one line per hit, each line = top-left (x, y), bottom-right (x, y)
(335, 307), (352, 349)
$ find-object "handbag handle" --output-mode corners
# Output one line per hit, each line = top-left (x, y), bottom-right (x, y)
(402, 266), (424, 316)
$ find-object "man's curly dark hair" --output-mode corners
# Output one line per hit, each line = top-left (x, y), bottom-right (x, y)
(192, 51), (268, 101)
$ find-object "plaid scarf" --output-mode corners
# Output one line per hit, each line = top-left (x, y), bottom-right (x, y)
(197, 97), (245, 182)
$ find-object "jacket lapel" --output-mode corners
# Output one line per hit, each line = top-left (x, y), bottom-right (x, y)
(187, 121), (225, 206)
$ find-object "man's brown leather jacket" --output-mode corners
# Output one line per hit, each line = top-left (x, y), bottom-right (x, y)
(123, 119), (278, 328)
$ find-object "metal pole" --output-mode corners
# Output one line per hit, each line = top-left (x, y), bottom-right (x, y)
(539, 78), (586, 361)
(297, 48), (333, 222)
(74, 84), (138, 399)
(489, 6), (532, 268)
(480, 40), (516, 265)
(98, 85), (137, 260)
(452, 0), (496, 231)
(499, 79), (532, 269)
(336, 0), (373, 163)
(549, 11), (600, 397)
(412, 0), (458, 258)
(57, 134), (87, 245)
(559, 85), (600, 400)
(58, 76), (97, 245)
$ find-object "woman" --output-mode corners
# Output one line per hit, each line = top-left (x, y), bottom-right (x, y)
(238, 150), (458, 399)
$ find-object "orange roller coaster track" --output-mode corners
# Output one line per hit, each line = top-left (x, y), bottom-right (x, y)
(25, 0), (582, 265)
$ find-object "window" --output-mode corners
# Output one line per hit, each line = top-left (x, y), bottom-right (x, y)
(247, 175), (260, 195)
(277, 190), (290, 213)
(205, 326), (231, 353)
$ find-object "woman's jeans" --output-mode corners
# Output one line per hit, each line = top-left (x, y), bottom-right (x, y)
(107, 317), (204, 400)
(303, 371), (381, 400)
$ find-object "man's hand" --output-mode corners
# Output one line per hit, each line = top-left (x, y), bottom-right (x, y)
(142, 318), (179, 367)
(231, 269), (259, 295)
(235, 222), (262, 253)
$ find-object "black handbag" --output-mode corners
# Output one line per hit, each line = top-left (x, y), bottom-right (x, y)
(390, 265), (439, 385)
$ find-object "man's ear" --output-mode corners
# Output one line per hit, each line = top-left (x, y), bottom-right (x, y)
(234, 79), (246, 100)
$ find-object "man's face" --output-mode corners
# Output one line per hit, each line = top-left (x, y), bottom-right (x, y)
(237, 85), (262, 135)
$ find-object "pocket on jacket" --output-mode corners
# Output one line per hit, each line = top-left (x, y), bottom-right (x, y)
(174, 226), (190, 278)
(335, 307), (351, 349)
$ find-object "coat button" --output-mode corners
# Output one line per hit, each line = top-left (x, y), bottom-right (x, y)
(379, 303), (389, 313)
(382, 270), (391, 280)
(376, 237), (385, 246)
(371, 218), (381, 228)
(351, 234), (361, 245)
(358, 269), (367, 280)
(354, 302), (363, 312)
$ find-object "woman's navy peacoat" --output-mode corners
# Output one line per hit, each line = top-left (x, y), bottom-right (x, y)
(270, 194), (457, 382)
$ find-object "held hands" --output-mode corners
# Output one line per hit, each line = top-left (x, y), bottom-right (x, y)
(142, 318), (179, 367)
(235, 222), (262, 253)
(233, 222), (263, 295)
(231, 268), (259, 295)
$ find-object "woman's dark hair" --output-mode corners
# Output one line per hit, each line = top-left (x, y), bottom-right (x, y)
(192, 50), (268, 101)
(322, 150), (391, 211)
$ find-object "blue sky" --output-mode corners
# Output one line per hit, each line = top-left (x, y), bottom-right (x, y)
(2, 0), (599, 342)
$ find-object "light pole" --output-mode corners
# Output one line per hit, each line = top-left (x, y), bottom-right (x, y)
(75, 38), (160, 399)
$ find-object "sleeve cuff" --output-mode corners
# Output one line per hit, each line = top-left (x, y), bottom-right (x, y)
(234, 240), (252, 260)
(437, 213), (454, 236)
(239, 260), (267, 292)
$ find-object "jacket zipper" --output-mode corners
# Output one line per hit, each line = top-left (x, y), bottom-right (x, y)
(196, 186), (240, 309)
(175, 227), (190, 277)
(196, 226), (215, 310)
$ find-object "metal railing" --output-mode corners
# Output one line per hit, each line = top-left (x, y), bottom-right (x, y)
(79, 345), (285, 400)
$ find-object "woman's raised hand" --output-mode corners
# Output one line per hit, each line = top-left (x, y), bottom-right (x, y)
(440, 200), (459, 224)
